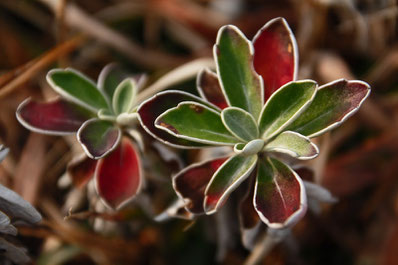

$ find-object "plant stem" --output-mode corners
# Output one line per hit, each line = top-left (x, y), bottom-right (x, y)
(244, 228), (290, 265)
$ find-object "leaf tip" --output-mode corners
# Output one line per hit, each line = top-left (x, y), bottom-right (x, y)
(203, 195), (218, 215)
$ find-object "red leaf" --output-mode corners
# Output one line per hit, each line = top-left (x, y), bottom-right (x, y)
(16, 98), (93, 135)
(173, 157), (228, 214)
(67, 154), (97, 188)
(197, 68), (228, 109)
(253, 17), (298, 102)
(239, 171), (262, 249)
(239, 171), (260, 230)
(95, 138), (142, 209)
(254, 157), (306, 228)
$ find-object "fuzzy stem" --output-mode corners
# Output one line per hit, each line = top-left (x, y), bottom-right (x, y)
(244, 228), (290, 265)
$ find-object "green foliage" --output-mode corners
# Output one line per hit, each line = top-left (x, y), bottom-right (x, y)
(139, 18), (370, 229)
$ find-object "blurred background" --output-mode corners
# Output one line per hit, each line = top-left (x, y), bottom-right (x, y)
(0, 0), (397, 264)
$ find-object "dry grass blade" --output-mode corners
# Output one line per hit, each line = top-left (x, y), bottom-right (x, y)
(64, 208), (130, 222)
(322, 131), (398, 196)
(14, 134), (47, 204)
(37, 0), (187, 69)
(151, 0), (228, 30)
(0, 35), (85, 99)
(312, 133), (331, 185)
(0, 0), (52, 32)
(136, 57), (214, 102)
(165, 19), (209, 52)
(316, 52), (391, 130)
(366, 48), (398, 85)
(41, 200), (142, 264)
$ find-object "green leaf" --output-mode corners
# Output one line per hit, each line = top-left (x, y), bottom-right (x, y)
(204, 154), (258, 214)
(254, 157), (306, 228)
(97, 63), (127, 102)
(77, 119), (121, 159)
(47, 68), (108, 112)
(264, 131), (319, 160)
(155, 101), (239, 145)
(137, 90), (216, 149)
(215, 25), (263, 119)
(234, 139), (265, 156)
(286, 79), (371, 137)
(258, 80), (317, 140)
(97, 109), (116, 122)
(112, 78), (137, 114)
(221, 107), (259, 142)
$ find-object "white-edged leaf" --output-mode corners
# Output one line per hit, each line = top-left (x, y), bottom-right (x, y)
(258, 80), (317, 140)
(47, 68), (109, 112)
(233, 139), (265, 156)
(221, 107), (259, 142)
(155, 101), (239, 145)
(204, 154), (258, 214)
(264, 131), (319, 160)
(112, 78), (137, 114)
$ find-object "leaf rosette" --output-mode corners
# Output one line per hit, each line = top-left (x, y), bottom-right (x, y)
(16, 64), (146, 209)
(137, 17), (370, 229)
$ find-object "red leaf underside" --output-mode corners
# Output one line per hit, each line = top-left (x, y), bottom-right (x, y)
(239, 170), (260, 229)
(198, 70), (228, 109)
(294, 166), (314, 182)
(67, 155), (97, 188)
(95, 138), (141, 209)
(174, 157), (228, 214)
(18, 98), (90, 133)
(253, 20), (296, 102)
(336, 80), (370, 116)
(255, 158), (302, 225)
(263, 181), (300, 223)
